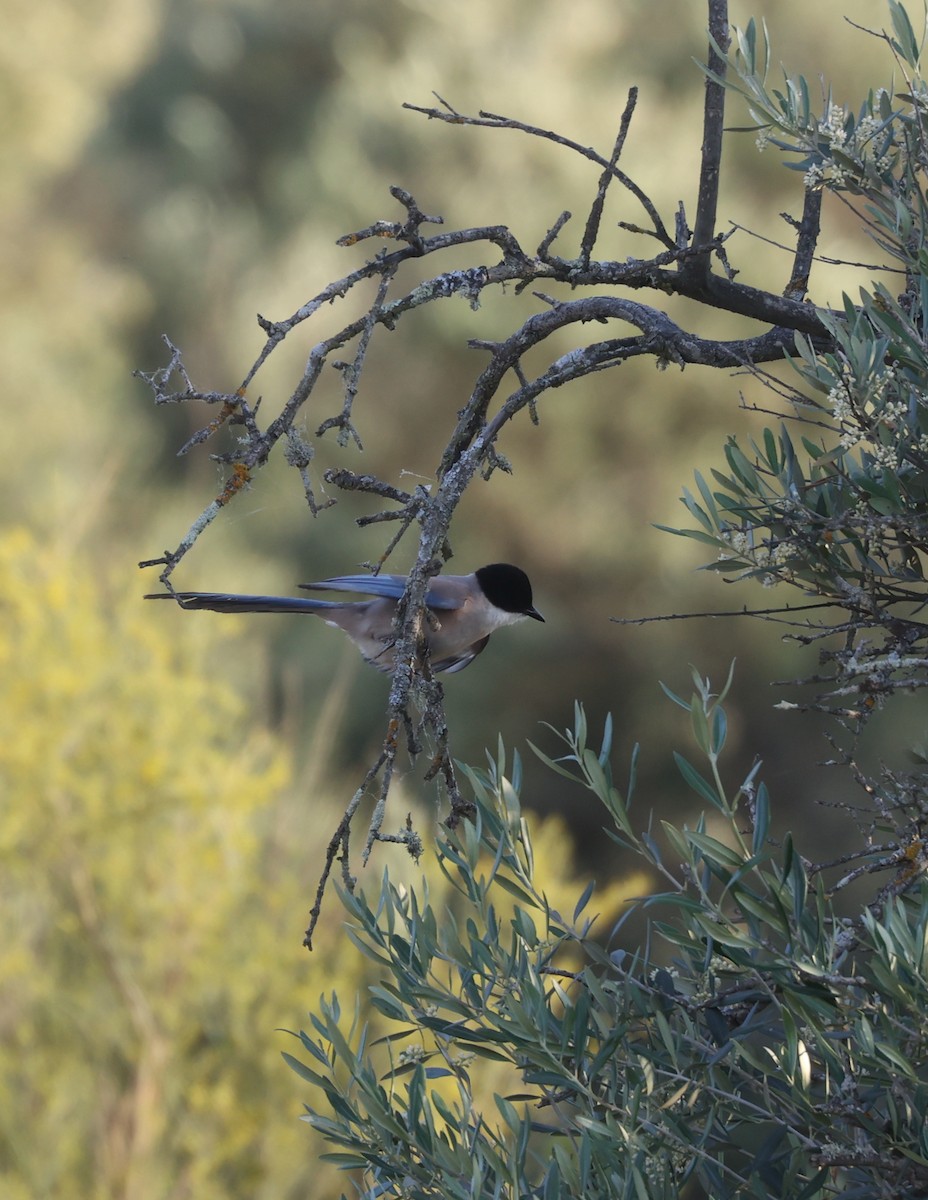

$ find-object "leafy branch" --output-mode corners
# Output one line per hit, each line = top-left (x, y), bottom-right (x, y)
(288, 688), (928, 1198)
(665, 3), (928, 729)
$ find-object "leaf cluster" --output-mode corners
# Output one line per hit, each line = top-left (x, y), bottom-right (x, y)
(670, 4), (928, 720)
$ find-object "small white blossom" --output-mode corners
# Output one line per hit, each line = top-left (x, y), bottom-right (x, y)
(821, 104), (848, 143)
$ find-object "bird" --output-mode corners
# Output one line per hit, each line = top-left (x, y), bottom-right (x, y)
(145, 562), (543, 674)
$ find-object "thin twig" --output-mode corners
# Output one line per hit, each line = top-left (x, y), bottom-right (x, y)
(404, 97), (675, 249)
(580, 88), (639, 267)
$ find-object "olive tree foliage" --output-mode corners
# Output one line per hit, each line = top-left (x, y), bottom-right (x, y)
(138, 0), (924, 947)
(288, 693), (928, 1199)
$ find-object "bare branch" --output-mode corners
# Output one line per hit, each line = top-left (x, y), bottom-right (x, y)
(611, 601), (841, 626)
(686, 0), (731, 282)
(317, 267), (398, 449)
(786, 186), (823, 297)
(403, 98), (675, 249)
(580, 88), (639, 267)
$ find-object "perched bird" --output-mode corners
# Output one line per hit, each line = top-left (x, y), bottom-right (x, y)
(145, 562), (543, 674)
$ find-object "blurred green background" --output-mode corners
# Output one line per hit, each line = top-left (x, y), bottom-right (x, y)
(5, 0), (922, 1195)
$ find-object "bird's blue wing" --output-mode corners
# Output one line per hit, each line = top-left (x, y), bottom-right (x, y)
(299, 574), (462, 610)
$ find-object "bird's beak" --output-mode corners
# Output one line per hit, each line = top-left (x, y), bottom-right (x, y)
(527, 606), (545, 622)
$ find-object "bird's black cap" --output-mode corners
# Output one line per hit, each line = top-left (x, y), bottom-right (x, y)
(475, 563), (544, 621)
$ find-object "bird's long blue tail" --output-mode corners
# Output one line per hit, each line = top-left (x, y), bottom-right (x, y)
(144, 592), (344, 614)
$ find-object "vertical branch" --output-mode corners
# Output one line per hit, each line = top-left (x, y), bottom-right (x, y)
(785, 187), (823, 298)
(687, 0), (731, 281)
(318, 267), (398, 449)
(579, 88), (639, 268)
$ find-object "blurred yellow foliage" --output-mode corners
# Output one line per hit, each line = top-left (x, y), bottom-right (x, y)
(0, 528), (319, 1199)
